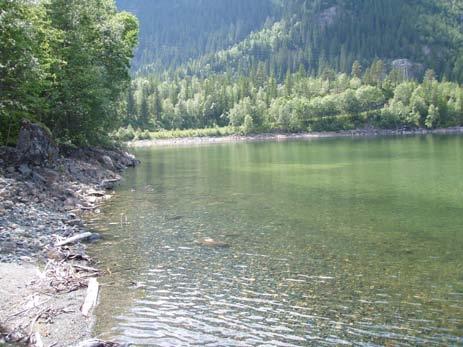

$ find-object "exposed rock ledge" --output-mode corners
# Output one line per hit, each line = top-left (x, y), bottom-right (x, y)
(0, 122), (139, 346)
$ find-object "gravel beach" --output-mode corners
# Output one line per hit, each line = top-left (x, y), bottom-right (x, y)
(0, 123), (139, 347)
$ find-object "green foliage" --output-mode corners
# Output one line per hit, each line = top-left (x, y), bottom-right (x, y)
(0, 0), (52, 144)
(125, 59), (463, 135)
(0, 0), (138, 145)
(426, 105), (439, 128)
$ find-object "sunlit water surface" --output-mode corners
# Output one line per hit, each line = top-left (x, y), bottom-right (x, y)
(89, 135), (463, 346)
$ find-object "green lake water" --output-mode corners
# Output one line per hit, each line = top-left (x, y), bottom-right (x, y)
(90, 135), (463, 346)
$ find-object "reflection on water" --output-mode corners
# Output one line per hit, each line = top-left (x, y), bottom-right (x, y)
(90, 135), (463, 346)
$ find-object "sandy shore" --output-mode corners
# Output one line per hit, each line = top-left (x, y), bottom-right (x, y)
(129, 127), (463, 148)
(0, 263), (93, 346)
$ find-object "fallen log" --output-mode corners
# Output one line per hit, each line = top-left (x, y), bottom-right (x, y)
(81, 278), (99, 317)
(56, 232), (93, 247)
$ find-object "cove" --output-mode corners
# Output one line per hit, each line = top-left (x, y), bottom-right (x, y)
(89, 135), (463, 346)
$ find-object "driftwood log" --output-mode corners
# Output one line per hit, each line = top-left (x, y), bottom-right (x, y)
(81, 278), (99, 317)
(56, 232), (93, 247)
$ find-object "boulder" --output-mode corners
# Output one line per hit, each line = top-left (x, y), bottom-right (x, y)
(16, 120), (58, 165)
(18, 163), (32, 177)
(100, 155), (115, 170)
(3, 200), (14, 209)
(100, 178), (120, 190)
(0, 146), (20, 166)
(40, 168), (60, 185)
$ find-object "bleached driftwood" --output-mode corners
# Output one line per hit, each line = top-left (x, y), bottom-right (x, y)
(56, 232), (93, 247)
(34, 332), (44, 347)
(81, 278), (99, 317)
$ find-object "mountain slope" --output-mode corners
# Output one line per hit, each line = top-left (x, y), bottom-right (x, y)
(116, 0), (281, 74)
(118, 0), (463, 81)
(189, 0), (463, 81)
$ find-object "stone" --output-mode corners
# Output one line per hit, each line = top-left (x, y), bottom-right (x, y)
(41, 168), (60, 184)
(100, 178), (120, 190)
(87, 196), (98, 204)
(16, 120), (58, 165)
(86, 188), (105, 197)
(100, 155), (115, 170)
(3, 200), (14, 209)
(87, 233), (102, 243)
(32, 171), (47, 184)
(67, 219), (83, 227)
(47, 249), (65, 261)
(64, 188), (76, 197)
(197, 237), (230, 248)
(18, 163), (32, 176)
(0, 241), (17, 253)
(0, 147), (20, 166)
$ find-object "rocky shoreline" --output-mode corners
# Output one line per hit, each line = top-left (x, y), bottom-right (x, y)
(0, 122), (139, 346)
(129, 126), (463, 147)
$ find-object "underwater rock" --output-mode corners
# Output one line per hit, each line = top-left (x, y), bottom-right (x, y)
(197, 237), (230, 248)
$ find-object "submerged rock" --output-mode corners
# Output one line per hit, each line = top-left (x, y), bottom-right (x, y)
(100, 178), (120, 190)
(197, 237), (230, 248)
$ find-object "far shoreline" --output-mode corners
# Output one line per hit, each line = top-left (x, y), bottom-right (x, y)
(128, 126), (463, 148)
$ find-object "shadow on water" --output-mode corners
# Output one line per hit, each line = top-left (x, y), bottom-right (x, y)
(90, 135), (463, 346)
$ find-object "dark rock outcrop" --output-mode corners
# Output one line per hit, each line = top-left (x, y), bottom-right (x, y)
(0, 146), (20, 166)
(16, 120), (58, 165)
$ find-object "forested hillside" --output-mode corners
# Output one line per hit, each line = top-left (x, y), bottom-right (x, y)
(116, 0), (463, 137)
(115, 0), (280, 74)
(191, 0), (463, 81)
(118, 0), (463, 81)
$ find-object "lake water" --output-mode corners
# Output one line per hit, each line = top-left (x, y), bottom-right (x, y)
(90, 135), (463, 346)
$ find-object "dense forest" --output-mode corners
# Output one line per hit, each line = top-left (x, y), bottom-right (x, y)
(0, 0), (138, 146)
(114, 0), (463, 138)
(115, 64), (463, 140)
(116, 0), (279, 75)
(118, 0), (463, 81)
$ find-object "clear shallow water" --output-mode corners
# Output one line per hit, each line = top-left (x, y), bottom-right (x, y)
(90, 135), (463, 346)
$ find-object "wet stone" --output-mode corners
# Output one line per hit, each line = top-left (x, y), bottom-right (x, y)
(3, 201), (14, 209)
(18, 164), (32, 177)
(0, 242), (17, 253)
